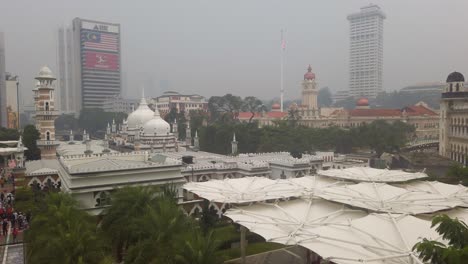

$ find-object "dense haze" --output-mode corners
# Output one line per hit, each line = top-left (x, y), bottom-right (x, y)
(1, 0), (468, 105)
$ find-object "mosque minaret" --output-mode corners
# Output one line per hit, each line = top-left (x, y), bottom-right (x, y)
(34, 66), (60, 159)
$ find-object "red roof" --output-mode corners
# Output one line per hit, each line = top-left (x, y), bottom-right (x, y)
(349, 109), (402, 117)
(403, 105), (437, 116)
(238, 111), (287, 119)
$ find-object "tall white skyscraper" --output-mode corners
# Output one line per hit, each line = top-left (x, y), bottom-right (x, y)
(0, 33), (7, 127)
(347, 4), (385, 99)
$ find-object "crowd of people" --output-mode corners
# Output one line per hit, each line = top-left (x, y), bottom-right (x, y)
(0, 168), (29, 244)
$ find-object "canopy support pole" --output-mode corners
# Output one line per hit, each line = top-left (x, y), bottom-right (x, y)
(240, 226), (247, 264)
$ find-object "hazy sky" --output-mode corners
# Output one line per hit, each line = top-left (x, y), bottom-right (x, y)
(1, 0), (468, 104)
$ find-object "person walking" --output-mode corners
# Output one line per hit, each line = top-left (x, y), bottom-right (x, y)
(12, 227), (18, 243)
(2, 219), (8, 236)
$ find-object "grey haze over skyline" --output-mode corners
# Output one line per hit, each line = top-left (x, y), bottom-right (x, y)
(1, 0), (468, 105)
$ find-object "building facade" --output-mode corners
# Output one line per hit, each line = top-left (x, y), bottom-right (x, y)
(0, 32), (6, 127)
(58, 18), (121, 114)
(152, 91), (208, 117)
(34, 66), (60, 159)
(102, 95), (138, 113)
(5, 73), (19, 129)
(439, 72), (468, 165)
(347, 4), (385, 99)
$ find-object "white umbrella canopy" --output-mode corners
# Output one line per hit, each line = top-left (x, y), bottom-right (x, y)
(288, 175), (347, 197)
(396, 181), (468, 207)
(318, 167), (428, 183)
(317, 182), (460, 214)
(225, 198), (366, 245)
(182, 177), (302, 203)
(300, 214), (443, 264)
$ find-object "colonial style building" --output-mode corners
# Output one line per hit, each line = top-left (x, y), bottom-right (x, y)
(439, 71), (468, 165)
(238, 65), (439, 140)
(34, 66), (60, 159)
(152, 91), (208, 117)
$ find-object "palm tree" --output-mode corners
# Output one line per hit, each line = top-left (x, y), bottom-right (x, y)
(175, 230), (222, 264)
(100, 185), (161, 261)
(124, 196), (191, 263)
(25, 193), (108, 264)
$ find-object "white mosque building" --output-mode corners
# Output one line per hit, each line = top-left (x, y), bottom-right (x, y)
(17, 66), (369, 216)
(110, 94), (182, 152)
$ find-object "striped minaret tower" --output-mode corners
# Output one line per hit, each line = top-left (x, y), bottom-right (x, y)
(34, 66), (60, 159)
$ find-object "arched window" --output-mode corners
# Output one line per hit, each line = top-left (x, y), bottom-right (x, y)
(45, 102), (50, 111)
(46, 131), (51, 141)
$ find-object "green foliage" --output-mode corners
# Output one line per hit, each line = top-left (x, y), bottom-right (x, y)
(55, 114), (79, 131)
(0, 127), (20, 141)
(22, 124), (41, 160)
(25, 193), (109, 264)
(318, 87), (333, 107)
(208, 94), (243, 123)
(175, 230), (221, 264)
(447, 165), (468, 186)
(101, 186), (222, 264)
(163, 108), (188, 140)
(198, 120), (414, 155)
(13, 187), (45, 215)
(413, 214), (468, 264)
(78, 108), (127, 135)
(242, 96), (264, 123)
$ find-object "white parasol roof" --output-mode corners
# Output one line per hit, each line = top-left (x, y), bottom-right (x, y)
(300, 213), (443, 264)
(318, 167), (428, 183)
(182, 177), (302, 203)
(397, 181), (468, 207)
(287, 175), (347, 197)
(225, 198), (366, 245)
(317, 182), (460, 214)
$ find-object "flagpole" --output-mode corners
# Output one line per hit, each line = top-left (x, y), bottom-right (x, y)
(280, 29), (285, 112)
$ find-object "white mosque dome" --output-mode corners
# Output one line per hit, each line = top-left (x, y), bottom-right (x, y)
(36, 66), (55, 79)
(127, 97), (154, 129)
(142, 108), (171, 135)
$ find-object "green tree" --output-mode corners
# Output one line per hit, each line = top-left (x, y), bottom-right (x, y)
(25, 193), (108, 264)
(100, 186), (161, 261)
(175, 230), (222, 264)
(287, 107), (300, 127)
(318, 87), (333, 107)
(208, 94), (243, 123)
(78, 108), (127, 135)
(413, 214), (468, 264)
(55, 114), (79, 131)
(242, 96), (264, 123)
(22, 124), (41, 160)
(0, 127), (20, 140)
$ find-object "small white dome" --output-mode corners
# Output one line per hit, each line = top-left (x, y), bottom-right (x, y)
(142, 108), (171, 135)
(36, 66), (55, 79)
(127, 97), (154, 129)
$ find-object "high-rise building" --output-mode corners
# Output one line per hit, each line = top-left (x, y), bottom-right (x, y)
(347, 4), (385, 99)
(439, 71), (468, 165)
(5, 73), (19, 129)
(57, 18), (121, 114)
(0, 32), (7, 127)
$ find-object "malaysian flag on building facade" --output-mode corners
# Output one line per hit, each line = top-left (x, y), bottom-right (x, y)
(81, 30), (118, 52)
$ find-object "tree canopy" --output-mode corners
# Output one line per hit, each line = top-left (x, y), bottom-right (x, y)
(318, 87), (333, 107)
(198, 120), (414, 156)
(22, 124), (41, 160)
(413, 214), (468, 264)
